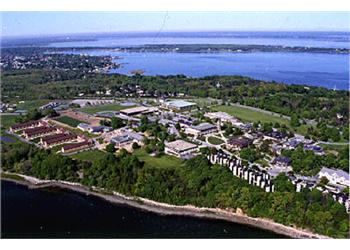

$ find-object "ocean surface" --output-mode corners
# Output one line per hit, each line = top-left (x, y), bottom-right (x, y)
(49, 31), (350, 49)
(49, 31), (350, 90)
(70, 50), (349, 89)
(1, 180), (286, 239)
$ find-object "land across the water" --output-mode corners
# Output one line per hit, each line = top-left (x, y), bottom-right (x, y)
(1, 173), (331, 239)
(50, 44), (349, 54)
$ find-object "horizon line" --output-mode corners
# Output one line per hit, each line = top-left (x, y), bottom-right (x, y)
(3, 29), (350, 39)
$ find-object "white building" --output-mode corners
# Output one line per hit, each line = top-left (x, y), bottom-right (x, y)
(204, 111), (240, 124)
(162, 100), (196, 111)
(164, 140), (198, 159)
(185, 123), (218, 137)
(318, 167), (350, 187)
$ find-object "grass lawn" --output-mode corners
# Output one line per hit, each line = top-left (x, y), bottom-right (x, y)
(318, 143), (349, 151)
(133, 149), (183, 169)
(208, 136), (225, 145)
(213, 105), (290, 126)
(49, 144), (64, 153)
(1, 172), (25, 181)
(212, 105), (314, 136)
(16, 99), (51, 110)
(70, 150), (107, 162)
(78, 104), (135, 115)
(54, 116), (84, 127)
(0, 115), (20, 129)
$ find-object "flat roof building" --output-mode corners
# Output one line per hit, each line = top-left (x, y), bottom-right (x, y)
(163, 100), (196, 111)
(120, 106), (152, 116)
(204, 111), (240, 124)
(165, 139), (198, 159)
(185, 122), (218, 137)
(318, 167), (350, 187)
(227, 137), (253, 151)
(110, 135), (134, 148)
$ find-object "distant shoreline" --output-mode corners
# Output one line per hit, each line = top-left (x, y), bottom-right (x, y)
(1, 173), (331, 239)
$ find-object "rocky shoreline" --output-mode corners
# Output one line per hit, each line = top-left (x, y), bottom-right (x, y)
(1, 173), (331, 239)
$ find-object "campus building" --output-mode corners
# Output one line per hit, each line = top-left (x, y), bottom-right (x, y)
(40, 133), (77, 148)
(318, 167), (350, 187)
(226, 137), (253, 151)
(119, 106), (157, 116)
(185, 122), (218, 137)
(22, 126), (58, 140)
(162, 100), (196, 111)
(164, 140), (198, 159)
(61, 140), (93, 154)
(10, 120), (45, 132)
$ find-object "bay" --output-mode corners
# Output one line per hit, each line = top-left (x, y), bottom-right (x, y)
(67, 50), (349, 90)
(1, 180), (286, 239)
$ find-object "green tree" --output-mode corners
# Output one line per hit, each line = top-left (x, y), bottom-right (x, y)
(106, 143), (116, 153)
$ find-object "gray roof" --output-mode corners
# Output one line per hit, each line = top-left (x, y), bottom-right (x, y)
(165, 100), (196, 108)
(192, 122), (217, 132)
(111, 135), (133, 144)
(319, 167), (349, 180)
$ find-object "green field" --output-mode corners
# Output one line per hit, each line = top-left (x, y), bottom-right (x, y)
(212, 105), (313, 136)
(16, 99), (51, 110)
(54, 116), (84, 127)
(207, 136), (225, 145)
(213, 105), (290, 125)
(0, 115), (19, 129)
(70, 149), (107, 162)
(78, 104), (135, 115)
(134, 149), (183, 169)
(318, 143), (349, 151)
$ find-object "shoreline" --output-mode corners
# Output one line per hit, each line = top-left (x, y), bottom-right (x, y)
(1, 173), (331, 239)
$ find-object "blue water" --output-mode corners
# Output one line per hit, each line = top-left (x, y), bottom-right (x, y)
(65, 50), (350, 89)
(50, 31), (349, 90)
(49, 31), (350, 49)
(1, 180), (286, 238)
(0, 136), (16, 143)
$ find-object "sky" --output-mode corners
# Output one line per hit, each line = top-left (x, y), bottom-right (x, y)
(1, 12), (349, 37)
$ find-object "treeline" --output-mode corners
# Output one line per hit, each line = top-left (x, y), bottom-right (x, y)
(281, 145), (349, 175)
(1, 141), (349, 238)
(2, 68), (348, 128)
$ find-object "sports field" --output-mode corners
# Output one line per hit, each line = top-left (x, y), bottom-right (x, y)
(78, 104), (135, 115)
(212, 105), (312, 136)
(54, 116), (84, 127)
(213, 105), (290, 125)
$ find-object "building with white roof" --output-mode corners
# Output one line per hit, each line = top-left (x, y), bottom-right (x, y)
(164, 140), (198, 159)
(318, 167), (350, 187)
(185, 122), (218, 137)
(162, 100), (196, 111)
(204, 111), (240, 124)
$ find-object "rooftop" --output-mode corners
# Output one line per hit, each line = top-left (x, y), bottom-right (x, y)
(120, 106), (149, 115)
(165, 139), (198, 152)
(111, 135), (133, 144)
(165, 100), (196, 108)
(192, 122), (217, 131)
(319, 167), (349, 180)
(274, 156), (292, 165)
(227, 137), (253, 147)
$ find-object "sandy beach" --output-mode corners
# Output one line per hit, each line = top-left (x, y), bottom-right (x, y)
(1, 172), (331, 239)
